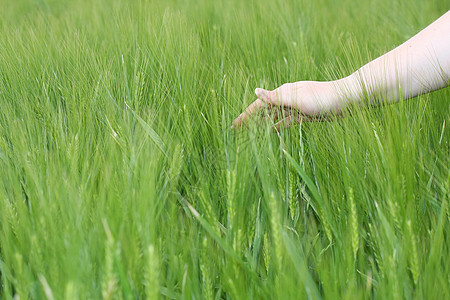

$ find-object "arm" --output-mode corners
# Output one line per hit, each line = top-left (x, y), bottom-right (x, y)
(337, 10), (450, 108)
(233, 11), (450, 129)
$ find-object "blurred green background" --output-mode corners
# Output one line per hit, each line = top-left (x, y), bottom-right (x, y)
(0, 0), (448, 299)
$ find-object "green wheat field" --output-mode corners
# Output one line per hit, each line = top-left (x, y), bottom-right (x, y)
(0, 0), (449, 299)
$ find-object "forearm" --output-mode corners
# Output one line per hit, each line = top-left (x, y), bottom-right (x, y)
(234, 11), (450, 127)
(334, 11), (450, 108)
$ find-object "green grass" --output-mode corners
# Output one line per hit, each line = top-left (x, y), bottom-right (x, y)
(0, 0), (449, 299)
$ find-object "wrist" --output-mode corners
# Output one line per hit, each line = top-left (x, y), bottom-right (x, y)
(331, 74), (365, 107)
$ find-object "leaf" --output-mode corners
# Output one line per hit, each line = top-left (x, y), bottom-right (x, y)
(129, 107), (167, 157)
(282, 232), (322, 300)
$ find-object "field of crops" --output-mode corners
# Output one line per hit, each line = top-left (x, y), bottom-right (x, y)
(0, 0), (449, 299)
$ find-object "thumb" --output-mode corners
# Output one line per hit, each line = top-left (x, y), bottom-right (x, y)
(255, 88), (272, 103)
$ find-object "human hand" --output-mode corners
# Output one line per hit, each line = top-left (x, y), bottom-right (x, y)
(233, 80), (342, 130)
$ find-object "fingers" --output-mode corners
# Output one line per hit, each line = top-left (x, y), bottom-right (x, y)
(272, 108), (296, 131)
(233, 100), (297, 130)
(272, 113), (317, 131)
(273, 115), (294, 131)
(232, 99), (267, 128)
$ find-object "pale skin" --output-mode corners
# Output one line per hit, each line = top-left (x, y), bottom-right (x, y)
(233, 11), (450, 130)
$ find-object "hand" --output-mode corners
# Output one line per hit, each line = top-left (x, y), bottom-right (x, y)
(233, 80), (342, 130)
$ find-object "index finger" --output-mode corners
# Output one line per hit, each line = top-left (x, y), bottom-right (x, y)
(232, 99), (267, 128)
